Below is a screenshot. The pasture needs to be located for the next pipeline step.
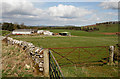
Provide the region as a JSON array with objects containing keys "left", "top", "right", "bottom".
[
  {"left": 11, "top": 32, "right": 118, "bottom": 48},
  {"left": 10, "top": 28, "right": 118, "bottom": 77}
]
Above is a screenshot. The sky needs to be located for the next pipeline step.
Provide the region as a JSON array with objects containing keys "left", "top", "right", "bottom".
[{"left": 0, "top": 0, "right": 120, "bottom": 26}]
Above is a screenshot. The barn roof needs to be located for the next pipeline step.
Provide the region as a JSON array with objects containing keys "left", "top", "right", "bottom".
[{"left": 13, "top": 29, "right": 36, "bottom": 32}]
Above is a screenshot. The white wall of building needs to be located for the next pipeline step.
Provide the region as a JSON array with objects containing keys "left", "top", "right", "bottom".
[
  {"left": 12, "top": 31, "right": 31, "bottom": 34},
  {"left": 37, "top": 30, "right": 44, "bottom": 34},
  {"left": 43, "top": 31, "right": 53, "bottom": 35}
]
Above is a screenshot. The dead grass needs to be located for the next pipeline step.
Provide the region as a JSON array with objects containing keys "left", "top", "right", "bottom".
[{"left": 2, "top": 42, "right": 43, "bottom": 77}]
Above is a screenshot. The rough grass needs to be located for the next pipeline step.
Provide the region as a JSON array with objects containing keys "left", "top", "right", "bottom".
[
  {"left": 2, "top": 42, "right": 43, "bottom": 77},
  {"left": 1, "top": 30, "right": 11, "bottom": 36},
  {"left": 61, "top": 65, "right": 118, "bottom": 77}
]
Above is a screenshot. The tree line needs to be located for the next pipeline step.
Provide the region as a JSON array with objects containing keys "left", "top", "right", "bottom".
[
  {"left": 1, "top": 22, "right": 38, "bottom": 31},
  {"left": 1, "top": 22, "right": 100, "bottom": 32}
]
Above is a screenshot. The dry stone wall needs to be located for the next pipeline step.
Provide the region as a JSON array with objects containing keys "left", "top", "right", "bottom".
[{"left": 2, "top": 37, "right": 45, "bottom": 75}]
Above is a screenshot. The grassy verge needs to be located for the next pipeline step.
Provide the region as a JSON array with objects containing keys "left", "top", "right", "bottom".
[
  {"left": 2, "top": 42, "right": 42, "bottom": 77},
  {"left": 0, "top": 30, "right": 11, "bottom": 36},
  {"left": 61, "top": 65, "right": 118, "bottom": 77}
]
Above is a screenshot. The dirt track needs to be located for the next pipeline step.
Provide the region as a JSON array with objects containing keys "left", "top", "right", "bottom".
[{"left": 100, "top": 32, "right": 120, "bottom": 35}]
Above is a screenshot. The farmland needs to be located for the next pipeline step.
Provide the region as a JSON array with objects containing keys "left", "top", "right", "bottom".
[
  {"left": 11, "top": 31, "right": 118, "bottom": 48},
  {"left": 3, "top": 23, "right": 119, "bottom": 77},
  {"left": 11, "top": 24, "right": 118, "bottom": 48}
]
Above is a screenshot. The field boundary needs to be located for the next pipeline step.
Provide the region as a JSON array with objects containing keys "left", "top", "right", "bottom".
[
  {"left": 2, "top": 37, "right": 49, "bottom": 77},
  {"left": 48, "top": 45, "right": 118, "bottom": 67}
]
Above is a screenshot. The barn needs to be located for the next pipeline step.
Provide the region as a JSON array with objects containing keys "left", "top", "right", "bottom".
[
  {"left": 12, "top": 29, "right": 36, "bottom": 35},
  {"left": 43, "top": 30, "right": 53, "bottom": 35},
  {"left": 37, "top": 30, "right": 44, "bottom": 34},
  {"left": 37, "top": 30, "right": 53, "bottom": 35}
]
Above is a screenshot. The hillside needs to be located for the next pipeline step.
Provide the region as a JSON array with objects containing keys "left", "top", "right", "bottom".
[{"left": 90, "top": 24, "right": 118, "bottom": 33}]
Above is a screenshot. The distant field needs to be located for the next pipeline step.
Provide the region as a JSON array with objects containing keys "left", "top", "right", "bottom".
[
  {"left": 93, "top": 24, "right": 118, "bottom": 33},
  {"left": 12, "top": 34, "right": 118, "bottom": 48},
  {"left": 11, "top": 24, "right": 118, "bottom": 48}
]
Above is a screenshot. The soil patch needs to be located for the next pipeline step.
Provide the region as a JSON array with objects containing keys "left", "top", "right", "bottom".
[{"left": 100, "top": 32, "right": 120, "bottom": 35}]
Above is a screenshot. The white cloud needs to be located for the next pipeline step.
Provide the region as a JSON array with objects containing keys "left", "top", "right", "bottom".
[
  {"left": 1, "top": 1, "right": 118, "bottom": 26},
  {"left": 2, "top": 0, "right": 43, "bottom": 16},
  {"left": 48, "top": 4, "right": 92, "bottom": 19},
  {"left": 100, "top": 0, "right": 120, "bottom": 9}
]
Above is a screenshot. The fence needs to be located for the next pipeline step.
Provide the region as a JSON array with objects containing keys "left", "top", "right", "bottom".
[
  {"left": 49, "top": 50, "right": 64, "bottom": 79},
  {"left": 2, "top": 36, "right": 119, "bottom": 78},
  {"left": 2, "top": 37, "right": 46, "bottom": 76},
  {"left": 48, "top": 46, "right": 110, "bottom": 67},
  {"left": 3, "top": 37, "right": 64, "bottom": 78}
]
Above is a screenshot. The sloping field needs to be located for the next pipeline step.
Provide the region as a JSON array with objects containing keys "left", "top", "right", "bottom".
[{"left": 93, "top": 24, "right": 118, "bottom": 33}]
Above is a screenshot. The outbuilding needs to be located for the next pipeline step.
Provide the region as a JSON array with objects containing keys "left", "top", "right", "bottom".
[
  {"left": 43, "top": 30, "right": 53, "bottom": 35},
  {"left": 12, "top": 29, "right": 35, "bottom": 35},
  {"left": 59, "top": 32, "right": 71, "bottom": 36},
  {"left": 37, "top": 30, "right": 44, "bottom": 34}
]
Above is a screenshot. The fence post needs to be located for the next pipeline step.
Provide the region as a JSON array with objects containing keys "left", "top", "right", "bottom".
[
  {"left": 109, "top": 46, "right": 115, "bottom": 65},
  {"left": 43, "top": 49, "right": 49, "bottom": 77}
]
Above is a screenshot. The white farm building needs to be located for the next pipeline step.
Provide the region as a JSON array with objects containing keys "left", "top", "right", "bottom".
[
  {"left": 37, "top": 30, "right": 53, "bottom": 35},
  {"left": 37, "top": 30, "right": 44, "bottom": 34},
  {"left": 43, "top": 30, "right": 53, "bottom": 35},
  {"left": 12, "top": 29, "right": 36, "bottom": 35}
]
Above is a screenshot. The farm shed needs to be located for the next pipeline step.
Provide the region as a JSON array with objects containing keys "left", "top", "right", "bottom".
[
  {"left": 59, "top": 32, "right": 71, "bottom": 36},
  {"left": 43, "top": 30, "right": 53, "bottom": 35},
  {"left": 37, "top": 30, "right": 44, "bottom": 34},
  {"left": 12, "top": 29, "right": 36, "bottom": 35}
]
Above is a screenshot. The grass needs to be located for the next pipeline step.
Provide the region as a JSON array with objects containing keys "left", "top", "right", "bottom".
[
  {"left": 93, "top": 24, "right": 118, "bottom": 33},
  {"left": 12, "top": 35, "right": 118, "bottom": 48},
  {"left": 1, "top": 30, "right": 11, "bottom": 36},
  {"left": 51, "top": 47, "right": 109, "bottom": 67},
  {"left": 61, "top": 65, "right": 118, "bottom": 77},
  {"left": 49, "top": 29, "right": 118, "bottom": 37},
  {"left": 2, "top": 42, "right": 43, "bottom": 77},
  {"left": 9, "top": 24, "right": 119, "bottom": 77}
]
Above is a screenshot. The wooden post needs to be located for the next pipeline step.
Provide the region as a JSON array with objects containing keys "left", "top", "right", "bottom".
[
  {"left": 43, "top": 49, "right": 49, "bottom": 77},
  {"left": 0, "top": 38, "right": 2, "bottom": 78},
  {"left": 109, "top": 46, "right": 115, "bottom": 65}
]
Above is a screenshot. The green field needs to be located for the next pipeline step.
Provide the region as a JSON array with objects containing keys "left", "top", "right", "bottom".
[
  {"left": 1, "top": 30, "right": 11, "bottom": 36},
  {"left": 11, "top": 32, "right": 118, "bottom": 48},
  {"left": 10, "top": 24, "right": 119, "bottom": 77},
  {"left": 92, "top": 24, "right": 118, "bottom": 33}
]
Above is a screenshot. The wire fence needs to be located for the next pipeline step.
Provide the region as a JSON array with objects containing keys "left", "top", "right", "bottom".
[{"left": 48, "top": 46, "right": 109, "bottom": 67}]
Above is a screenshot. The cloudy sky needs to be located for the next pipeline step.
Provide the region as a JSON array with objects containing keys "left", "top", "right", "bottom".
[{"left": 0, "top": 0, "right": 119, "bottom": 26}]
